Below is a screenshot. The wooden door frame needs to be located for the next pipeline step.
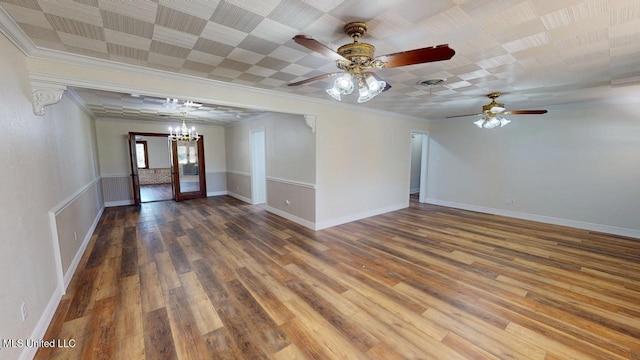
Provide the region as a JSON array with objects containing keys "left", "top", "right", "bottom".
[
  {"left": 170, "top": 136, "right": 207, "bottom": 202},
  {"left": 128, "top": 132, "right": 171, "bottom": 205}
]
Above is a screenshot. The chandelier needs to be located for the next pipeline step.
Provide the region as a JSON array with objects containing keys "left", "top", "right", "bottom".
[{"left": 168, "top": 112, "right": 199, "bottom": 141}]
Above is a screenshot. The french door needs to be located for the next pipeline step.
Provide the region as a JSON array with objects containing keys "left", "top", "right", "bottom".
[{"left": 170, "top": 137, "right": 207, "bottom": 201}]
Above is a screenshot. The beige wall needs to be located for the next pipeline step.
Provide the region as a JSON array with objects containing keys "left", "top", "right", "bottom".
[
  {"left": 0, "top": 34, "right": 103, "bottom": 360},
  {"left": 225, "top": 113, "right": 316, "bottom": 223},
  {"left": 427, "top": 98, "right": 640, "bottom": 237},
  {"left": 27, "top": 56, "right": 427, "bottom": 228}
]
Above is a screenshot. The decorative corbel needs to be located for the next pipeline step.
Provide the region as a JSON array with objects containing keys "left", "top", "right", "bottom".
[
  {"left": 304, "top": 114, "right": 316, "bottom": 134},
  {"left": 30, "top": 81, "right": 66, "bottom": 116}
]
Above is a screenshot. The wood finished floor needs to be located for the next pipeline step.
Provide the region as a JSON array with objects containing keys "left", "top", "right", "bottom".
[
  {"left": 140, "top": 184, "right": 173, "bottom": 203},
  {"left": 36, "top": 196, "right": 640, "bottom": 359}
]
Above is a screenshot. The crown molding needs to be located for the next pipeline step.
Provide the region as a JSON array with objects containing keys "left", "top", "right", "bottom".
[{"left": 1, "top": 5, "right": 424, "bottom": 122}]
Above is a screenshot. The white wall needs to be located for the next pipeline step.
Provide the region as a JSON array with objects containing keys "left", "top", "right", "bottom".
[
  {"left": 139, "top": 135, "right": 171, "bottom": 169},
  {"left": 427, "top": 98, "right": 640, "bottom": 237},
  {"left": 0, "top": 34, "right": 102, "bottom": 360}
]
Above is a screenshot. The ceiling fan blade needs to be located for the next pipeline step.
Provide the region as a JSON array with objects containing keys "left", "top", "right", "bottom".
[
  {"left": 376, "top": 44, "right": 455, "bottom": 69},
  {"left": 503, "top": 110, "right": 548, "bottom": 115},
  {"left": 293, "top": 35, "right": 347, "bottom": 61},
  {"left": 288, "top": 72, "right": 340, "bottom": 86},
  {"left": 446, "top": 113, "right": 482, "bottom": 119}
]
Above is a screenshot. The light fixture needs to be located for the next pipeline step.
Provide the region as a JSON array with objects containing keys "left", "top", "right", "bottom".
[
  {"left": 326, "top": 73, "right": 354, "bottom": 101},
  {"left": 168, "top": 112, "right": 199, "bottom": 141},
  {"left": 327, "top": 71, "right": 386, "bottom": 103},
  {"left": 474, "top": 114, "right": 510, "bottom": 129}
]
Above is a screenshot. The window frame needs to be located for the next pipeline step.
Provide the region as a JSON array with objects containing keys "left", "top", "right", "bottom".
[{"left": 136, "top": 141, "right": 149, "bottom": 169}]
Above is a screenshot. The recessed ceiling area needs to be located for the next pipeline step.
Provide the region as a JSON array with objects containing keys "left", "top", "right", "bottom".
[{"left": 71, "top": 88, "right": 271, "bottom": 126}]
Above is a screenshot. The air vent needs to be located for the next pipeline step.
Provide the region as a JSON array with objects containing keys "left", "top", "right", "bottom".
[{"left": 417, "top": 79, "right": 445, "bottom": 86}]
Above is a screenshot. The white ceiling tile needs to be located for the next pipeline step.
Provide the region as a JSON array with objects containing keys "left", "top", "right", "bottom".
[
  {"left": 58, "top": 31, "right": 107, "bottom": 52},
  {"left": 251, "top": 18, "right": 298, "bottom": 43},
  {"left": 158, "top": 0, "right": 218, "bottom": 19},
  {"left": 186, "top": 50, "right": 224, "bottom": 66},
  {"left": 200, "top": 21, "right": 247, "bottom": 46},
  {"left": 502, "top": 32, "right": 551, "bottom": 53},
  {"left": 148, "top": 52, "right": 185, "bottom": 68},
  {"left": 104, "top": 29, "right": 151, "bottom": 50},
  {"left": 227, "top": 48, "right": 265, "bottom": 65},
  {"left": 152, "top": 25, "right": 199, "bottom": 49},
  {"left": 0, "top": 2, "right": 52, "bottom": 28},
  {"left": 478, "top": 1, "right": 538, "bottom": 33},
  {"left": 38, "top": 0, "right": 103, "bottom": 26},
  {"left": 98, "top": 0, "right": 158, "bottom": 23},
  {"left": 226, "top": 0, "right": 283, "bottom": 17}
]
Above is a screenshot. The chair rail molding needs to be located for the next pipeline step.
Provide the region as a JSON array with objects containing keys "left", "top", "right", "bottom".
[
  {"left": 30, "top": 80, "right": 67, "bottom": 116},
  {"left": 304, "top": 114, "right": 316, "bottom": 133}
]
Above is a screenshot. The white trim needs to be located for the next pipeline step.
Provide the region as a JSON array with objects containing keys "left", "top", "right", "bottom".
[
  {"left": 65, "top": 88, "right": 95, "bottom": 119},
  {"left": 226, "top": 170, "right": 251, "bottom": 177},
  {"left": 47, "top": 211, "right": 65, "bottom": 293},
  {"left": 227, "top": 191, "right": 252, "bottom": 204},
  {"left": 267, "top": 206, "right": 315, "bottom": 230},
  {"left": 105, "top": 200, "right": 134, "bottom": 207},
  {"left": 64, "top": 207, "right": 104, "bottom": 289},
  {"left": 266, "top": 176, "right": 316, "bottom": 189},
  {"left": 207, "top": 190, "right": 228, "bottom": 197},
  {"left": 410, "top": 188, "right": 420, "bottom": 194},
  {"left": 50, "top": 178, "right": 101, "bottom": 214},
  {"left": 206, "top": 170, "right": 227, "bottom": 174},
  {"left": 0, "top": 5, "right": 35, "bottom": 56},
  {"left": 19, "top": 286, "right": 64, "bottom": 360},
  {"left": 426, "top": 199, "right": 640, "bottom": 240},
  {"left": 315, "top": 202, "right": 409, "bottom": 230},
  {"left": 101, "top": 173, "right": 131, "bottom": 178}
]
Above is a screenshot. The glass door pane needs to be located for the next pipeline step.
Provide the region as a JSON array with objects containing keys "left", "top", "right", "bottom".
[{"left": 178, "top": 140, "right": 200, "bottom": 193}]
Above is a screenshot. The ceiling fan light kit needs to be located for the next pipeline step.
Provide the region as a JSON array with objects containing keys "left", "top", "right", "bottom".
[
  {"left": 289, "top": 21, "right": 455, "bottom": 103},
  {"left": 448, "top": 92, "right": 548, "bottom": 129}
]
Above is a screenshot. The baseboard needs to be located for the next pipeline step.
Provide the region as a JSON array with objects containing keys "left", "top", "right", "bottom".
[
  {"left": 410, "top": 188, "right": 420, "bottom": 194},
  {"left": 426, "top": 198, "right": 640, "bottom": 239},
  {"left": 227, "top": 191, "right": 252, "bottom": 204},
  {"left": 63, "top": 206, "right": 104, "bottom": 290},
  {"left": 266, "top": 206, "right": 315, "bottom": 230},
  {"left": 19, "top": 286, "right": 64, "bottom": 360},
  {"left": 207, "top": 190, "right": 228, "bottom": 197},
  {"left": 104, "top": 200, "right": 134, "bottom": 207},
  {"left": 315, "top": 201, "right": 409, "bottom": 230}
]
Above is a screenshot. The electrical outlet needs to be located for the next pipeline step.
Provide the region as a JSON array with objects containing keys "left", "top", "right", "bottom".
[
  {"left": 20, "top": 302, "right": 27, "bottom": 322},
  {"left": 74, "top": 231, "right": 77, "bottom": 241},
  {"left": 505, "top": 198, "right": 515, "bottom": 205},
  {"left": 285, "top": 200, "right": 291, "bottom": 206}
]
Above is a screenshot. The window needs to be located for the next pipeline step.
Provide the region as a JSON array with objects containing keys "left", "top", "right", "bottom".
[{"left": 136, "top": 141, "right": 149, "bottom": 169}]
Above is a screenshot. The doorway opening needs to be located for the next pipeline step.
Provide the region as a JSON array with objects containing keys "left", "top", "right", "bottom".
[
  {"left": 410, "top": 131, "right": 429, "bottom": 203},
  {"left": 250, "top": 127, "right": 266, "bottom": 205},
  {"left": 128, "top": 132, "right": 207, "bottom": 205}
]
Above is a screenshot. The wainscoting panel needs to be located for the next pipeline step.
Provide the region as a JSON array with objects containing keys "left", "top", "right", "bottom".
[
  {"left": 207, "top": 171, "right": 227, "bottom": 196},
  {"left": 266, "top": 177, "right": 315, "bottom": 227},
  {"left": 226, "top": 171, "right": 252, "bottom": 203},
  {"left": 102, "top": 175, "right": 133, "bottom": 206},
  {"left": 50, "top": 178, "right": 104, "bottom": 285}
]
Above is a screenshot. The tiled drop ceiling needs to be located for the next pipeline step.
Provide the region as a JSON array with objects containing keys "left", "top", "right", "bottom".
[{"left": 1, "top": 0, "right": 639, "bottom": 122}]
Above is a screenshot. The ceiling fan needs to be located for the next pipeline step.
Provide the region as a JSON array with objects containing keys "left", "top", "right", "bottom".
[
  {"left": 288, "top": 21, "right": 455, "bottom": 103},
  {"left": 447, "top": 92, "right": 548, "bottom": 129}
]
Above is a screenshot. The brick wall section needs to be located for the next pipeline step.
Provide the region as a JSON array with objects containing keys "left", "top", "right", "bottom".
[{"left": 139, "top": 168, "right": 171, "bottom": 185}]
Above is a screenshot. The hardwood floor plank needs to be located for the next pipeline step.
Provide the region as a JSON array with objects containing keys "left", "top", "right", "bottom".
[
  {"left": 143, "top": 308, "right": 178, "bottom": 360},
  {"left": 35, "top": 195, "right": 640, "bottom": 360}
]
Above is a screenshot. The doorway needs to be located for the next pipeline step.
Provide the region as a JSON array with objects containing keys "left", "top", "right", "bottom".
[
  {"left": 250, "top": 127, "right": 266, "bottom": 205},
  {"left": 128, "top": 132, "right": 207, "bottom": 205},
  {"left": 410, "top": 131, "right": 429, "bottom": 203}
]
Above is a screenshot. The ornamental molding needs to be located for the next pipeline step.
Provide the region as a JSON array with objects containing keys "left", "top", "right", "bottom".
[
  {"left": 30, "top": 81, "right": 66, "bottom": 116},
  {"left": 304, "top": 114, "right": 316, "bottom": 133}
]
